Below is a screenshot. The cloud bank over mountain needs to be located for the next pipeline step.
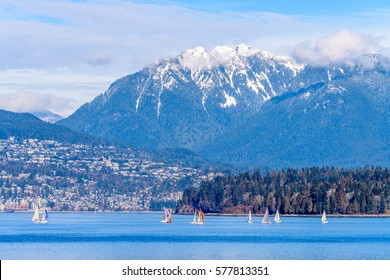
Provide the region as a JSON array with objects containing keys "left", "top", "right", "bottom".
[
  {"left": 0, "top": 92, "right": 76, "bottom": 116},
  {"left": 292, "top": 31, "right": 384, "bottom": 66}
]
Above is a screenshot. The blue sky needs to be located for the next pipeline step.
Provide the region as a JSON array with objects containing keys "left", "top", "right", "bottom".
[
  {"left": 133, "top": 0, "right": 390, "bottom": 15},
  {"left": 1, "top": 0, "right": 390, "bottom": 115}
]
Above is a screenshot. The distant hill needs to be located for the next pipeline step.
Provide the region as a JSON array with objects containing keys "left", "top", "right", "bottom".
[
  {"left": 0, "top": 109, "right": 100, "bottom": 145},
  {"left": 0, "top": 109, "right": 219, "bottom": 168},
  {"left": 31, "top": 110, "right": 64, "bottom": 123}
]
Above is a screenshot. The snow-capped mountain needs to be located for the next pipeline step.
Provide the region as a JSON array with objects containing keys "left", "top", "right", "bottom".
[
  {"left": 59, "top": 45, "right": 302, "bottom": 150},
  {"left": 59, "top": 46, "right": 390, "bottom": 168}
]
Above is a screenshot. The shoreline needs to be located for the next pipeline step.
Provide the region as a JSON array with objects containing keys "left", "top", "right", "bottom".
[{"left": 2, "top": 210, "right": 390, "bottom": 217}]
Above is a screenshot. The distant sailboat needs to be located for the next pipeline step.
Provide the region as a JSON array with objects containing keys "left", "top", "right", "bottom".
[
  {"left": 190, "top": 209, "right": 204, "bottom": 225},
  {"left": 247, "top": 209, "right": 253, "bottom": 223},
  {"left": 160, "top": 207, "right": 171, "bottom": 223},
  {"left": 167, "top": 208, "right": 172, "bottom": 224},
  {"left": 32, "top": 206, "right": 40, "bottom": 223},
  {"left": 321, "top": 210, "right": 328, "bottom": 224},
  {"left": 191, "top": 210, "right": 197, "bottom": 223},
  {"left": 32, "top": 206, "right": 48, "bottom": 224},
  {"left": 40, "top": 209, "right": 49, "bottom": 224},
  {"left": 262, "top": 207, "right": 271, "bottom": 224},
  {"left": 274, "top": 209, "right": 281, "bottom": 223}
]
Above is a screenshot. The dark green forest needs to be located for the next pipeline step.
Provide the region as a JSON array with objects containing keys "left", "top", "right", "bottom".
[
  {"left": 0, "top": 109, "right": 101, "bottom": 145},
  {"left": 178, "top": 167, "right": 390, "bottom": 215}
]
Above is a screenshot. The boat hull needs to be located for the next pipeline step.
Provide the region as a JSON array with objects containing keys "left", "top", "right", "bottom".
[{"left": 33, "top": 220, "right": 48, "bottom": 224}]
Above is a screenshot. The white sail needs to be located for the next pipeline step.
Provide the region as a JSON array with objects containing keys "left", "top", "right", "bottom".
[
  {"left": 32, "top": 205, "right": 48, "bottom": 224},
  {"left": 321, "top": 210, "right": 328, "bottom": 223},
  {"left": 160, "top": 207, "right": 170, "bottom": 223},
  {"left": 262, "top": 207, "right": 271, "bottom": 224},
  {"left": 167, "top": 208, "right": 172, "bottom": 224},
  {"left": 247, "top": 209, "right": 253, "bottom": 223},
  {"left": 190, "top": 210, "right": 204, "bottom": 224},
  {"left": 274, "top": 210, "right": 281, "bottom": 223},
  {"left": 40, "top": 209, "right": 49, "bottom": 223},
  {"left": 32, "top": 206, "right": 40, "bottom": 222}
]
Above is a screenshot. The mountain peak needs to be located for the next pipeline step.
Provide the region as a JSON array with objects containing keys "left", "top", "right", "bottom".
[
  {"left": 179, "top": 46, "right": 212, "bottom": 71},
  {"left": 176, "top": 44, "right": 302, "bottom": 74},
  {"left": 356, "top": 53, "right": 390, "bottom": 70},
  {"left": 210, "top": 45, "right": 236, "bottom": 64},
  {"left": 179, "top": 45, "right": 241, "bottom": 71}
]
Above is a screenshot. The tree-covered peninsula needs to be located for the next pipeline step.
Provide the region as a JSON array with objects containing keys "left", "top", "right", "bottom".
[{"left": 178, "top": 167, "right": 390, "bottom": 215}]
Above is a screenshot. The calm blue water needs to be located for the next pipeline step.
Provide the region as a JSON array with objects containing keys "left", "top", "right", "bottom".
[{"left": 0, "top": 212, "right": 390, "bottom": 260}]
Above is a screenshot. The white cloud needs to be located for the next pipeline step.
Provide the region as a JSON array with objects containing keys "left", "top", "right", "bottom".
[
  {"left": 0, "top": 68, "right": 116, "bottom": 115},
  {"left": 0, "top": 92, "right": 77, "bottom": 116},
  {"left": 0, "top": 0, "right": 311, "bottom": 73},
  {"left": 291, "top": 30, "right": 384, "bottom": 66}
]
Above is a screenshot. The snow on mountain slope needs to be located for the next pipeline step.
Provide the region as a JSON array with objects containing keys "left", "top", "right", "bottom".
[
  {"left": 58, "top": 46, "right": 390, "bottom": 168},
  {"left": 202, "top": 61, "right": 390, "bottom": 168},
  {"left": 31, "top": 111, "right": 63, "bottom": 123},
  {"left": 59, "top": 45, "right": 302, "bottom": 150}
]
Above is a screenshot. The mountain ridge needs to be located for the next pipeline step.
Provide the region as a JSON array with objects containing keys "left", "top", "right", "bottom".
[
  {"left": 0, "top": 109, "right": 100, "bottom": 145},
  {"left": 59, "top": 45, "right": 302, "bottom": 151},
  {"left": 58, "top": 45, "right": 390, "bottom": 168}
]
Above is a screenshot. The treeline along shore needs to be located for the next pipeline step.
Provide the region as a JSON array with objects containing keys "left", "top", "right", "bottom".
[{"left": 177, "top": 166, "right": 390, "bottom": 215}]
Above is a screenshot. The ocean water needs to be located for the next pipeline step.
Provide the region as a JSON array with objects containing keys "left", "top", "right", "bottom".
[{"left": 0, "top": 212, "right": 390, "bottom": 260}]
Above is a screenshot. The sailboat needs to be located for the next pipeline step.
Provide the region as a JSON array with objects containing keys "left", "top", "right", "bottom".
[
  {"left": 32, "top": 206, "right": 48, "bottom": 224},
  {"left": 274, "top": 209, "right": 281, "bottom": 223},
  {"left": 32, "top": 206, "right": 40, "bottom": 223},
  {"left": 321, "top": 210, "right": 328, "bottom": 224},
  {"left": 40, "top": 209, "right": 49, "bottom": 224},
  {"left": 190, "top": 209, "right": 205, "bottom": 225},
  {"left": 247, "top": 209, "right": 253, "bottom": 223},
  {"left": 262, "top": 207, "right": 271, "bottom": 224},
  {"left": 166, "top": 208, "right": 172, "bottom": 224},
  {"left": 160, "top": 207, "right": 171, "bottom": 223}
]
